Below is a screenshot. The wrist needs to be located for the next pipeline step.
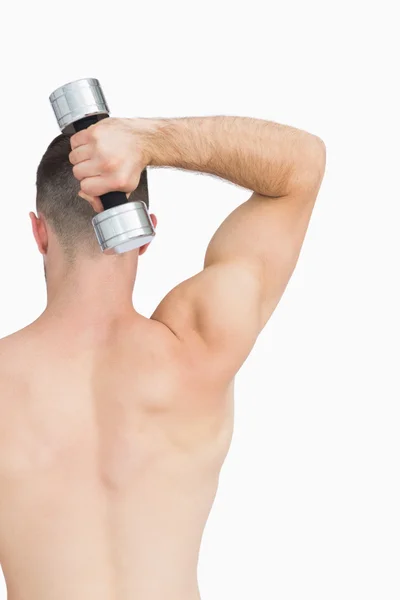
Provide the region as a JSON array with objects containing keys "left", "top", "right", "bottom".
[
  {"left": 142, "top": 118, "right": 185, "bottom": 168},
  {"left": 126, "top": 117, "right": 175, "bottom": 168}
]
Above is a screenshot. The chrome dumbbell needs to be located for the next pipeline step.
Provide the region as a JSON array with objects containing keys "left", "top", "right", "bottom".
[{"left": 49, "top": 78, "right": 155, "bottom": 255}]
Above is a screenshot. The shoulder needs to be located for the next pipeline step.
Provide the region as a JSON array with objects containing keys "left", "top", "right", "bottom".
[
  {"left": 0, "top": 325, "right": 35, "bottom": 352},
  {"left": 0, "top": 331, "right": 20, "bottom": 366},
  {"left": 0, "top": 326, "right": 38, "bottom": 383},
  {"left": 0, "top": 334, "right": 26, "bottom": 418},
  {"left": 151, "top": 262, "right": 262, "bottom": 381}
]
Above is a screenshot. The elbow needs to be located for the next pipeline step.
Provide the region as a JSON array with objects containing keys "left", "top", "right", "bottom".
[
  {"left": 314, "top": 135, "right": 327, "bottom": 180},
  {"left": 291, "top": 134, "right": 326, "bottom": 194}
]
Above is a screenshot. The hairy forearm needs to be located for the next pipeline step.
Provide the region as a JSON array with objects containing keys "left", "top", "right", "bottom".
[{"left": 143, "top": 116, "right": 325, "bottom": 197}]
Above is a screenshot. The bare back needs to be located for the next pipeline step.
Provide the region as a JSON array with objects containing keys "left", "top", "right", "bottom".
[
  {"left": 0, "top": 116, "right": 325, "bottom": 598},
  {"left": 0, "top": 316, "right": 234, "bottom": 600}
]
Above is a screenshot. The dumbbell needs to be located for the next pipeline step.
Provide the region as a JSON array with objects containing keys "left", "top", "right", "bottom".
[{"left": 49, "top": 78, "right": 155, "bottom": 255}]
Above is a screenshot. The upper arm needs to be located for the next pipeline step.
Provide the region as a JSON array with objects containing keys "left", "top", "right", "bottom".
[{"left": 152, "top": 154, "right": 325, "bottom": 377}]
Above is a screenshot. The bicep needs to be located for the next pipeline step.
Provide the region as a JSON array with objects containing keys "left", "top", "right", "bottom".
[
  {"left": 204, "top": 186, "right": 320, "bottom": 328},
  {"left": 151, "top": 261, "right": 263, "bottom": 377},
  {"left": 153, "top": 185, "right": 322, "bottom": 377}
]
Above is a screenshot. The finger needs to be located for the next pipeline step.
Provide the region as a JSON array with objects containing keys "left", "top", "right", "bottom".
[
  {"left": 72, "top": 160, "right": 101, "bottom": 182},
  {"left": 70, "top": 129, "right": 90, "bottom": 150},
  {"left": 80, "top": 176, "right": 110, "bottom": 198},
  {"left": 78, "top": 191, "right": 103, "bottom": 213},
  {"left": 80, "top": 173, "right": 131, "bottom": 198},
  {"left": 78, "top": 190, "right": 94, "bottom": 203},
  {"left": 69, "top": 145, "right": 92, "bottom": 166}
]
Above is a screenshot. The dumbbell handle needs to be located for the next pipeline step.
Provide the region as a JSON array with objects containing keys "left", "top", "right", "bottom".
[{"left": 71, "top": 114, "right": 128, "bottom": 211}]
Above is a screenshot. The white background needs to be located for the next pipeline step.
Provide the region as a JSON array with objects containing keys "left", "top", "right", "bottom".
[{"left": 0, "top": 1, "right": 399, "bottom": 598}]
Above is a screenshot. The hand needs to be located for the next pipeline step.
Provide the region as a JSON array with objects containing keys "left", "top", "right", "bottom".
[{"left": 69, "top": 117, "right": 157, "bottom": 212}]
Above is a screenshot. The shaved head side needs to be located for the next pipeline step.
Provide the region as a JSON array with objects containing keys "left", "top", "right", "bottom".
[{"left": 36, "top": 134, "right": 100, "bottom": 263}]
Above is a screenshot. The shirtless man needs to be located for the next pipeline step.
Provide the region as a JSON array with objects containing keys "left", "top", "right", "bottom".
[{"left": 0, "top": 115, "right": 325, "bottom": 599}]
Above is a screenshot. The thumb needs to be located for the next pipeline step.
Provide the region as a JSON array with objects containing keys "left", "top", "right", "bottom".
[{"left": 78, "top": 190, "right": 103, "bottom": 213}]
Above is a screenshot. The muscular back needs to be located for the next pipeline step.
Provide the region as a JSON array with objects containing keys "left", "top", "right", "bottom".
[
  {"left": 0, "top": 316, "right": 233, "bottom": 600},
  {"left": 0, "top": 123, "right": 325, "bottom": 597}
]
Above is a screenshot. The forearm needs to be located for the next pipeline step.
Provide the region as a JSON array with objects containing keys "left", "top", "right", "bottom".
[{"left": 143, "top": 116, "right": 325, "bottom": 197}]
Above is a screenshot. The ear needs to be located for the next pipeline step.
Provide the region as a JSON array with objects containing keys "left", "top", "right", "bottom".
[
  {"left": 29, "top": 212, "right": 48, "bottom": 255},
  {"left": 139, "top": 213, "right": 157, "bottom": 256}
]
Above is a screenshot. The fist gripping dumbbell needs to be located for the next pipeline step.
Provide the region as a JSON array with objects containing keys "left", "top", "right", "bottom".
[{"left": 49, "top": 78, "right": 155, "bottom": 255}]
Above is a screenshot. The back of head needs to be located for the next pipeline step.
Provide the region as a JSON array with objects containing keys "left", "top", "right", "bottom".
[
  {"left": 36, "top": 134, "right": 151, "bottom": 265},
  {"left": 36, "top": 134, "right": 99, "bottom": 263}
]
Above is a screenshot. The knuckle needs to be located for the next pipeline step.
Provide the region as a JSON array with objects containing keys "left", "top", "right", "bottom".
[
  {"left": 102, "top": 156, "right": 120, "bottom": 173},
  {"left": 80, "top": 179, "right": 92, "bottom": 194},
  {"left": 113, "top": 172, "right": 129, "bottom": 190},
  {"left": 71, "top": 130, "right": 86, "bottom": 148},
  {"left": 72, "top": 164, "right": 81, "bottom": 180},
  {"left": 90, "top": 124, "right": 103, "bottom": 141}
]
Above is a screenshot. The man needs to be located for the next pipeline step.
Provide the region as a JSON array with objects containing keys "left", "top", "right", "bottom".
[{"left": 0, "top": 115, "right": 325, "bottom": 599}]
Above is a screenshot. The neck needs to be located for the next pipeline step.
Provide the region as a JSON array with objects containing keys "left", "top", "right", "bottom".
[{"left": 41, "top": 251, "right": 139, "bottom": 331}]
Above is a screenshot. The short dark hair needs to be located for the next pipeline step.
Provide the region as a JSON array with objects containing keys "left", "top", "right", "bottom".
[
  {"left": 36, "top": 134, "right": 99, "bottom": 262},
  {"left": 36, "top": 134, "right": 149, "bottom": 263}
]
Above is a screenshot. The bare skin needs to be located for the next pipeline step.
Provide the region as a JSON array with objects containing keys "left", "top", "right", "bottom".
[{"left": 0, "top": 116, "right": 325, "bottom": 599}]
